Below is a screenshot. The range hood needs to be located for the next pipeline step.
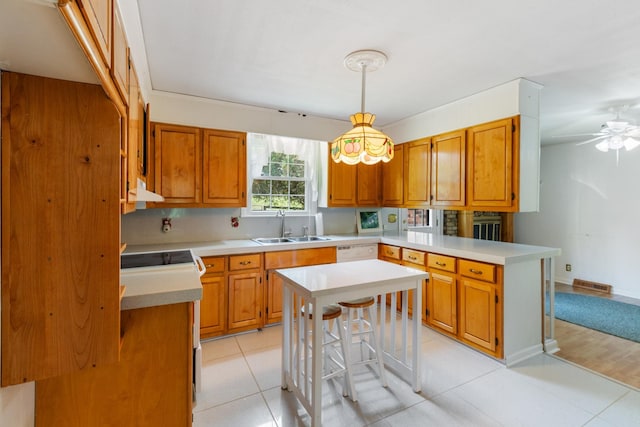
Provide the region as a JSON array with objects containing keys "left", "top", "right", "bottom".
[{"left": 131, "top": 178, "right": 164, "bottom": 202}]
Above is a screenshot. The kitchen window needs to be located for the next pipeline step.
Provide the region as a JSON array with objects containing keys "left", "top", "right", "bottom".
[{"left": 243, "top": 133, "right": 322, "bottom": 216}]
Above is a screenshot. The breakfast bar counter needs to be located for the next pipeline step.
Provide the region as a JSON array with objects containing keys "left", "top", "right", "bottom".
[{"left": 276, "top": 259, "right": 428, "bottom": 427}]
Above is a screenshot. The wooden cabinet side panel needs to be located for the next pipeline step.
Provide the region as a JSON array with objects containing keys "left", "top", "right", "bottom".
[
  {"left": 382, "top": 144, "right": 404, "bottom": 206},
  {"left": 153, "top": 123, "right": 202, "bottom": 204},
  {"left": 203, "top": 130, "right": 246, "bottom": 206},
  {"left": 111, "top": 3, "right": 129, "bottom": 105},
  {"left": 1, "top": 73, "right": 120, "bottom": 385},
  {"left": 35, "top": 303, "right": 193, "bottom": 426},
  {"left": 432, "top": 130, "right": 465, "bottom": 206}
]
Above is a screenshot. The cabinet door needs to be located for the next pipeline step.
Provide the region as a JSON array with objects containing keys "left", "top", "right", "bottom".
[
  {"left": 111, "top": 3, "right": 128, "bottom": 105},
  {"left": 382, "top": 144, "right": 404, "bottom": 206},
  {"left": 327, "top": 156, "right": 357, "bottom": 206},
  {"left": 459, "top": 278, "right": 497, "bottom": 352},
  {"left": 152, "top": 123, "right": 202, "bottom": 204},
  {"left": 356, "top": 162, "right": 381, "bottom": 206},
  {"left": 77, "top": 0, "right": 112, "bottom": 68},
  {"left": 432, "top": 130, "right": 465, "bottom": 207},
  {"left": 404, "top": 138, "right": 430, "bottom": 206},
  {"left": 427, "top": 270, "right": 457, "bottom": 334},
  {"left": 122, "top": 57, "right": 142, "bottom": 214},
  {"left": 265, "top": 271, "right": 283, "bottom": 324},
  {"left": 200, "top": 274, "right": 226, "bottom": 338},
  {"left": 467, "top": 117, "right": 515, "bottom": 209},
  {"left": 203, "top": 129, "right": 246, "bottom": 206},
  {"left": 228, "top": 272, "right": 263, "bottom": 331}
]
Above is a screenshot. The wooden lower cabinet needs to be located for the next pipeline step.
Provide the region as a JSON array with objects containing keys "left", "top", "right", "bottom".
[
  {"left": 200, "top": 256, "right": 226, "bottom": 339},
  {"left": 264, "top": 247, "right": 337, "bottom": 325},
  {"left": 427, "top": 270, "right": 458, "bottom": 335},
  {"left": 35, "top": 302, "right": 193, "bottom": 426},
  {"left": 401, "top": 248, "right": 427, "bottom": 319},
  {"left": 228, "top": 271, "right": 263, "bottom": 331}
]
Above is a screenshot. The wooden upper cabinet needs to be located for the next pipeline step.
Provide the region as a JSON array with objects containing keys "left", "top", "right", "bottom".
[
  {"left": 77, "top": 0, "right": 112, "bottom": 68},
  {"left": 122, "top": 57, "right": 143, "bottom": 214},
  {"left": 1, "top": 73, "right": 121, "bottom": 385},
  {"left": 111, "top": 2, "right": 129, "bottom": 105},
  {"left": 203, "top": 129, "right": 246, "bottom": 206},
  {"left": 467, "top": 117, "right": 517, "bottom": 210},
  {"left": 403, "top": 138, "right": 431, "bottom": 207},
  {"left": 152, "top": 123, "right": 202, "bottom": 204},
  {"left": 432, "top": 129, "right": 465, "bottom": 207},
  {"left": 356, "top": 162, "right": 382, "bottom": 206},
  {"left": 382, "top": 143, "right": 404, "bottom": 207},
  {"left": 327, "top": 156, "right": 357, "bottom": 207}
]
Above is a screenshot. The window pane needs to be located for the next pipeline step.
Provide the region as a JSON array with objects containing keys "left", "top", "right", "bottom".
[
  {"left": 270, "top": 162, "right": 285, "bottom": 177},
  {"left": 272, "top": 180, "right": 288, "bottom": 195},
  {"left": 290, "top": 181, "right": 305, "bottom": 195},
  {"left": 290, "top": 196, "right": 305, "bottom": 210},
  {"left": 252, "top": 179, "right": 270, "bottom": 194},
  {"left": 251, "top": 195, "right": 270, "bottom": 211},
  {"left": 290, "top": 164, "right": 304, "bottom": 178}
]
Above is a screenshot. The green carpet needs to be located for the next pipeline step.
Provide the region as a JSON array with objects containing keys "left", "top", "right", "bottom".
[{"left": 546, "top": 292, "right": 640, "bottom": 343}]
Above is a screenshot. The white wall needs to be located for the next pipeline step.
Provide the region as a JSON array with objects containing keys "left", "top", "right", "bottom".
[{"left": 515, "top": 142, "right": 640, "bottom": 299}]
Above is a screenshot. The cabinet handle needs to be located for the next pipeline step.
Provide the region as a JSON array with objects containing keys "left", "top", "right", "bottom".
[
  {"left": 436, "top": 261, "right": 446, "bottom": 267},
  {"left": 409, "top": 255, "right": 417, "bottom": 261},
  {"left": 205, "top": 264, "right": 215, "bottom": 268},
  {"left": 239, "top": 261, "right": 252, "bottom": 266},
  {"left": 469, "top": 268, "right": 482, "bottom": 275}
]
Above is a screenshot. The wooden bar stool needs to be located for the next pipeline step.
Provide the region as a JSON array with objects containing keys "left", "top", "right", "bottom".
[
  {"left": 298, "top": 304, "right": 357, "bottom": 400},
  {"left": 338, "top": 297, "right": 388, "bottom": 388}
]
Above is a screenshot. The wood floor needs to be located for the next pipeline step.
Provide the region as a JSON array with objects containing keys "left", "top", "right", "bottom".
[{"left": 551, "top": 283, "right": 640, "bottom": 390}]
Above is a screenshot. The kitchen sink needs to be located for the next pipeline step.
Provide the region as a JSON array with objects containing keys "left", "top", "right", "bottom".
[
  {"left": 252, "top": 236, "right": 331, "bottom": 244},
  {"left": 287, "top": 236, "right": 330, "bottom": 242}
]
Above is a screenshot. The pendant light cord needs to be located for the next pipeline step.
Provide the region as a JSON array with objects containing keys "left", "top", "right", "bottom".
[{"left": 360, "top": 63, "right": 367, "bottom": 113}]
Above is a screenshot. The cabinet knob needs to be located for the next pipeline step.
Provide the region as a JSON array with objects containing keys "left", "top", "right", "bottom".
[
  {"left": 436, "top": 261, "right": 446, "bottom": 267},
  {"left": 469, "top": 268, "right": 482, "bottom": 275}
]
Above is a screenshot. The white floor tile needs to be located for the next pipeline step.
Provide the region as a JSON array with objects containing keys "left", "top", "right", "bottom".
[
  {"left": 193, "top": 393, "right": 276, "bottom": 427},
  {"left": 236, "top": 324, "right": 283, "bottom": 353},
  {"left": 595, "top": 390, "right": 640, "bottom": 426},
  {"left": 201, "top": 336, "right": 241, "bottom": 361},
  {"left": 245, "top": 346, "right": 283, "bottom": 391},
  {"left": 195, "top": 353, "right": 260, "bottom": 411}
]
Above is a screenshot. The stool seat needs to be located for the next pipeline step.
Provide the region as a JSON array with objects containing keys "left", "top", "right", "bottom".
[
  {"left": 338, "top": 297, "right": 375, "bottom": 309},
  {"left": 301, "top": 304, "right": 342, "bottom": 320}
]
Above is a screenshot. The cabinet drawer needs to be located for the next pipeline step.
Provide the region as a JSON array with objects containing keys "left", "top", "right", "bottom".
[
  {"left": 201, "top": 256, "right": 225, "bottom": 273},
  {"left": 228, "top": 253, "right": 262, "bottom": 271},
  {"left": 264, "top": 247, "right": 336, "bottom": 269},
  {"left": 379, "top": 244, "right": 401, "bottom": 260},
  {"left": 402, "top": 249, "right": 426, "bottom": 266},
  {"left": 459, "top": 259, "right": 496, "bottom": 283},
  {"left": 427, "top": 253, "right": 456, "bottom": 273}
]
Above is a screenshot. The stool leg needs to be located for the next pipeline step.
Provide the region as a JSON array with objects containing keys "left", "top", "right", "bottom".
[
  {"left": 368, "top": 304, "right": 388, "bottom": 387},
  {"left": 336, "top": 313, "right": 357, "bottom": 401}
]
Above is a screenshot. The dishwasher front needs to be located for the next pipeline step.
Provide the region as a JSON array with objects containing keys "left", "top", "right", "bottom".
[{"left": 336, "top": 243, "right": 378, "bottom": 262}]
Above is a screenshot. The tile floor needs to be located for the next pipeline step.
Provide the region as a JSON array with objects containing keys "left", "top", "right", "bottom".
[{"left": 193, "top": 324, "right": 640, "bottom": 426}]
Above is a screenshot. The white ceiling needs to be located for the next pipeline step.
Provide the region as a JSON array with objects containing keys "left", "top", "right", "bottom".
[{"left": 3, "top": 0, "right": 640, "bottom": 145}]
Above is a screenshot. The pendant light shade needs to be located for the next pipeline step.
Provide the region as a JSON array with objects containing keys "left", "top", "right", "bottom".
[{"left": 331, "top": 50, "right": 394, "bottom": 165}]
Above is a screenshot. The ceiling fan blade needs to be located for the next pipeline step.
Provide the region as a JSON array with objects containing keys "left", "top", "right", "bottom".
[
  {"left": 551, "top": 132, "right": 602, "bottom": 139},
  {"left": 575, "top": 135, "right": 609, "bottom": 146}
]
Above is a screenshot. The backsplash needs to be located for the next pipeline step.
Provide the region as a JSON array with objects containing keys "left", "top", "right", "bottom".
[{"left": 121, "top": 207, "right": 402, "bottom": 245}]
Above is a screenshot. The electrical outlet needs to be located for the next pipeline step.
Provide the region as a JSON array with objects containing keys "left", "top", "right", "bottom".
[{"left": 565, "top": 264, "right": 572, "bottom": 272}]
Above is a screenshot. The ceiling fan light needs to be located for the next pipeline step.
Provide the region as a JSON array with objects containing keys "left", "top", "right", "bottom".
[
  {"left": 595, "top": 140, "right": 610, "bottom": 152},
  {"left": 606, "top": 120, "right": 629, "bottom": 131},
  {"left": 623, "top": 137, "right": 640, "bottom": 151}
]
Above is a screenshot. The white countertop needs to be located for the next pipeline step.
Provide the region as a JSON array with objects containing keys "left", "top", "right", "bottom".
[
  {"left": 275, "top": 259, "right": 429, "bottom": 298},
  {"left": 124, "top": 232, "right": 560, "bottom": 265},
  {"left": 120, "top": 265, "right": 203, "bottom": 310}
]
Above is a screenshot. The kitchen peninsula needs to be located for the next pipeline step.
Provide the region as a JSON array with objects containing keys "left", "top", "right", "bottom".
[{"left": 125, "top": 232, "right": 560, "bottom": 366}]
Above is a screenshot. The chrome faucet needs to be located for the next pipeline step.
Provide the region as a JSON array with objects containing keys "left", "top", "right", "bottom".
[
  {"left": 303, "top": 226, "right": 309, "bottom": 238},
  {"left": 277, "top": 210, "right": 286, "bottom": 238}
]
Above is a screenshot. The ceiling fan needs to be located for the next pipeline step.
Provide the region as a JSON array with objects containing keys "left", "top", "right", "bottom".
[{"left": 575, "top": 114, "right": 640, "bottom": 153}]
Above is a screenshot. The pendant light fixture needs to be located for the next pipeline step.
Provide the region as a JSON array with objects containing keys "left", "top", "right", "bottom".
[{"left": 331, "top": 50, "right": 394, "bottom": 165}]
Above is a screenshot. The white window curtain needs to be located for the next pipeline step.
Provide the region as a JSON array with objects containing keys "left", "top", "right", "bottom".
[{"left": 247, "top": 132, "right": 321, "bottom": 202}]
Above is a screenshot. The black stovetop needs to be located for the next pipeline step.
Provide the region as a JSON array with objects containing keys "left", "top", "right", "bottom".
[{"left": 121, "top": 250, "right": 194, "bottom": 269}]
